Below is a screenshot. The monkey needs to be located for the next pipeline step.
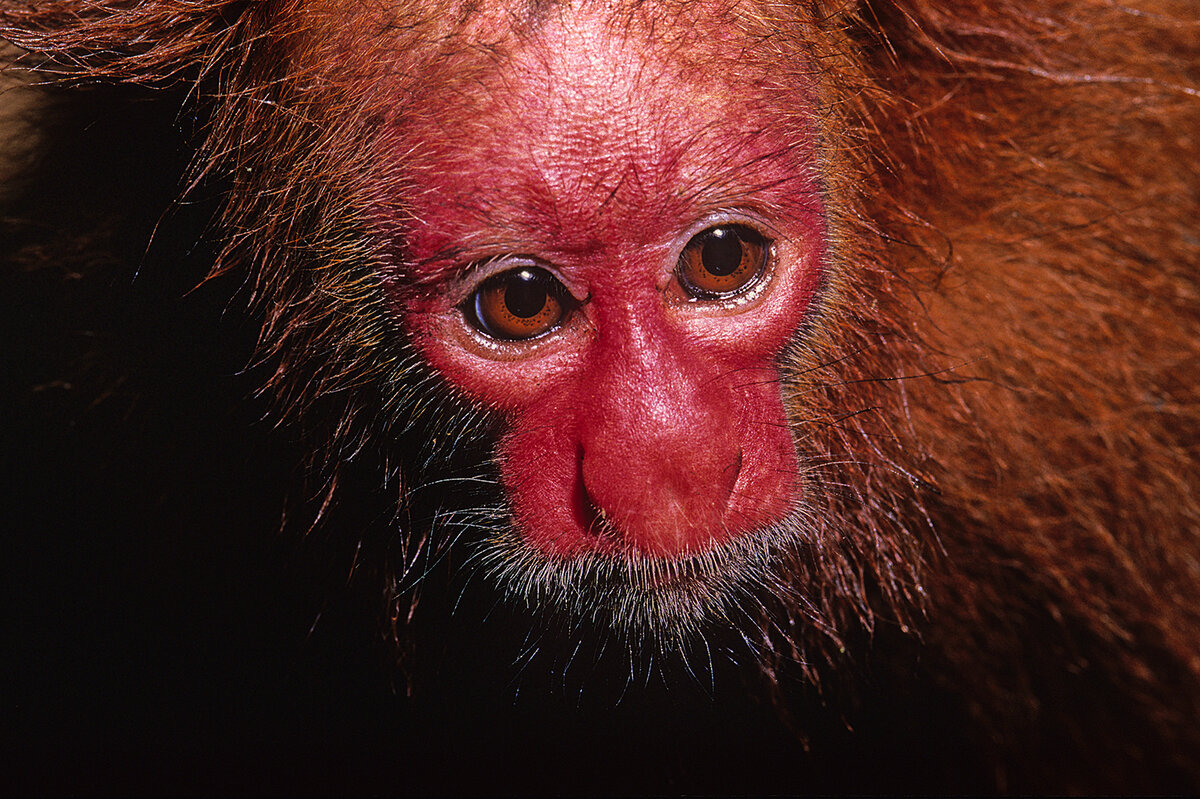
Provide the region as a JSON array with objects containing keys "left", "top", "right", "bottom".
[{"left": 2, "top": 0, "right": 1198, "bottom": 793}]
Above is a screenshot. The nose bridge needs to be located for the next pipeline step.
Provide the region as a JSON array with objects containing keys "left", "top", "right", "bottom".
[
  {"left": 587, "top": 295, "right": 714, "bottom": 429},
  {"left": 576, "top": 290, "right": 743, "bottom": 555}
]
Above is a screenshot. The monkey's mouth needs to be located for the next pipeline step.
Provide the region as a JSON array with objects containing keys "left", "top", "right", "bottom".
[{"left": 478, "top": 502, "right": 812, "bottom": 642}]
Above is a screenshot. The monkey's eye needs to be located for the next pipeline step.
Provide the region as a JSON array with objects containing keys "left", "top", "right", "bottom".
[
  {"left": 676, "top": 224, "right": 769, "bottom": 299},
  {"left": 462, "top": 266, "right": 572, "bottom": 341}
]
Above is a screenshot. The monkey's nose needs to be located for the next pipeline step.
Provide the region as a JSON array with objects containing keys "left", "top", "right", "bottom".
[{"left": 578, "top": 430, "right": 743, "bottom": 557}]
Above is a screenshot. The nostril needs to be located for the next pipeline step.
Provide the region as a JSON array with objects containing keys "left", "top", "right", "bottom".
[
  {"left": 576, "top": 480, "right": 609, "bottom": 538},
  {"left": 573, "top": 444, "right": 610, "bottom": 539}
]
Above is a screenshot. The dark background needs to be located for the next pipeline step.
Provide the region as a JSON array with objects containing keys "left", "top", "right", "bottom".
[{"left": 1, "top": 84, "right": 982, "bottom": 795}]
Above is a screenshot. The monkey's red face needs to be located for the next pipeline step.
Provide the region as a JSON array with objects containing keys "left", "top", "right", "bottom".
[{"left": 376, "top": 6, "right": 825, "bottom": 621}]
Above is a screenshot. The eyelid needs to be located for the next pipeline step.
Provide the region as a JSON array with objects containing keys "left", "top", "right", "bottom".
[
  {"left": 672, "top": 208, "right": 780, "bottom": 246},
  {"left": 660, "top": 210, "right": 773, "bottom": 273},
  {"left": 453, "top": 255, "right": 587, "bottom": 306}
]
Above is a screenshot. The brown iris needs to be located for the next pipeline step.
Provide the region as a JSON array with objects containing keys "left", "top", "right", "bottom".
[
  {"left": 676, "top": 224, "right": 768, "bottom": 299},
  {"left": 465, "top": 266, "right": 570, "bottom": 341}
]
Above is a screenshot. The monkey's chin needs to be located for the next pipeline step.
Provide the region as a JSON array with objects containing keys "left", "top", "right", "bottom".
[{"left": 477, "top": 505, "right": 814, "bottom": 647}]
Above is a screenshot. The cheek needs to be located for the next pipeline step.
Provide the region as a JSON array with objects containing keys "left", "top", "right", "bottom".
[
  {"left": 495, "top": 403, "right": 611, "bottom": 557},
  {"left": 393, "top": 292, "right": 584, "bottom": 412},
  {"left": 727, "top": 378, "right": 802, "bottom": 526}
]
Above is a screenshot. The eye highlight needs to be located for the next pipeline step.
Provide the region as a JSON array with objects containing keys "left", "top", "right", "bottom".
[
  {"left": 676, "top": 224, "right": 769, "bottom": 299},
  {"left": 462, "top": 266, "right": 572, "bottom": 341}
]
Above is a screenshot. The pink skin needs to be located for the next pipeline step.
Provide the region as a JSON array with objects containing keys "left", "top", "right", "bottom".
[{"left": 381, "top": 9, "right": 824, "bottom": 558}]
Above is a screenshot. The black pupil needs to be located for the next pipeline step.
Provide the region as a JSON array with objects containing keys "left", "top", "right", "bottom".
[
  {"left": 700, "top": 228, "right": 743, "bottom": 276},
  {"left": 504, "top": 269, "right": 549, "bottom": 318}
]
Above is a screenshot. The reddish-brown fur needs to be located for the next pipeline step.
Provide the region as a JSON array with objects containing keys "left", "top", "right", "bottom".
[{"left": 3, "top": 0, "right": 1198, "bottom": 791}]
